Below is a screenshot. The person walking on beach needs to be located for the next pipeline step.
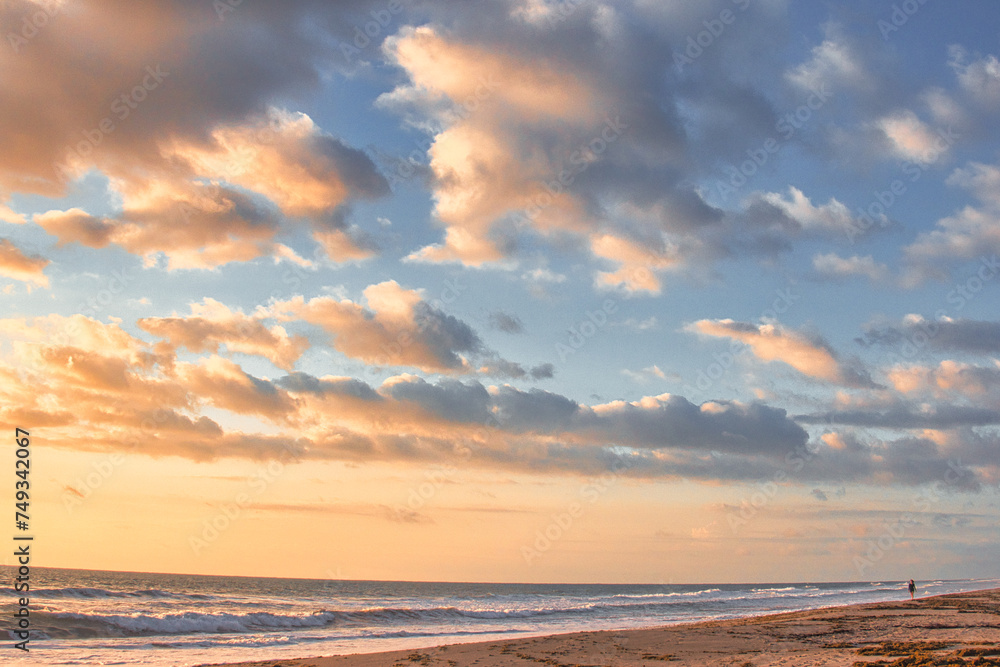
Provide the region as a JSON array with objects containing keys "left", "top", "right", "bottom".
[{"left": 908, "top": 579, "right": 916, "bottom": 600}]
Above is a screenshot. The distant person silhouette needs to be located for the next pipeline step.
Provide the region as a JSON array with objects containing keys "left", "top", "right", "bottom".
[{"left": 908, "top": 579, "right": 916, "bottom": 600}]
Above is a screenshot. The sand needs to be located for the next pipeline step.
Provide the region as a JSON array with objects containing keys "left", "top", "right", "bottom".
[{"left": 204, "top": 588, "right": 1000, "bottom": 667}]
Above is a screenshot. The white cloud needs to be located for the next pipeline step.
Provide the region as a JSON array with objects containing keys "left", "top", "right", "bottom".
[{"left": 812, "top": 253, "right": 888, "bottom": 282}]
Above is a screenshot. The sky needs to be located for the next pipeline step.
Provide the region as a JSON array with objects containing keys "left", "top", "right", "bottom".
[{"left": 1, "top": 0, "right": 999, "bottom": 584}]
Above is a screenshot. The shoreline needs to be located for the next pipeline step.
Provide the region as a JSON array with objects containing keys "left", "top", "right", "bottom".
[{"left": 203, "top": 587, "right": 1000, "bottom": 667}]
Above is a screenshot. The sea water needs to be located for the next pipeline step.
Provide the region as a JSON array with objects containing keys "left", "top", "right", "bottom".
[{"left": 3, "top": 567, "right": 997, "bottom": 666}]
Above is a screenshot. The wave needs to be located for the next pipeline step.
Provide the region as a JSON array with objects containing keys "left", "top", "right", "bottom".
[
  {"left": 3, "top": 586, "right": 214, "bottom": 601},
  {"left": 131, "top": 626, "right": 531, "bottom": 651},
  {"left": 27, "top": 599, "right": 714, "bottom": 640},
  {"left": 20, "top": 588, "right": 880, "bottom": 640},
  {"left": 609, "top": 588, "right": 722, "bottom": 600}
]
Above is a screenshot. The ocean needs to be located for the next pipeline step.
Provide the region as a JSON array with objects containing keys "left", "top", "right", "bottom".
[{"left": 4, "top": 568, "right": 998, "bottom": 666}]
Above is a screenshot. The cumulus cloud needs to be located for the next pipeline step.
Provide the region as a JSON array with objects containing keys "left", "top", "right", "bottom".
[
  {"left": 0, "top": 239, "right": 49, "bottom": 287},
  {"left": 132, "top": 284, "right": 543, "bottom": 379},
  {"left": 687, "top": 319, "right": 878, "bottom": 387},
  {"left": 949, "top": 46, "right": 1000, "bottom": 108},
  {"left": 1, "top": 0, "right": 390, "bottom": 269},
  {"left": 812, "top": 253, "right": 888, "bottom": 282},
  {"left": 902, "top": 162, "right": 1000, "bottom": 283},
  {"left": 887, "top": 360, "right": 1000, "bottom": 399},
  {"left": 749, "top": 187, "right": 858, "bottom": 237},
  {"left": 786, "top": 23, "right": 875, "bottom": 94},
  {"left": 2, "top": 312, "right": 999, "bottom": 487},
  {"left": 375, "top": 2, "right": 811, "bottom": 291},
  {"left": 876, "top": 110, "right": 947, "bottom": 165},
  {"left": 34, "top": 111, "right": 387, "bottom": 269},
  {"left": 270, "top": 281, "right": 484, "bottom": 373},
  {"left": 138, "top": 298, "right": 310, "bottom": 370}
]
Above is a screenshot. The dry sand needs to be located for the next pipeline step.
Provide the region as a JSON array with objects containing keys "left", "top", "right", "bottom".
[{"left": 205, "top": 588, "right": 1000, "bottom": 667}]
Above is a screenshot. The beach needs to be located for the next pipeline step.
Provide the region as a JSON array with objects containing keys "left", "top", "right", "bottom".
[{"left": 206, "top": 588, "right": 1000, "bottom": 667}]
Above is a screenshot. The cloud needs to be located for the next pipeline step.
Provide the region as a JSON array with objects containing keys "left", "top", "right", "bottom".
[
  {"left": 477, "top": 359, "right": 555, "bottom": 380},
  {"left": 0, "top": 201, "right": 26, "bottom": 224},
  {"left": 688, "top": 319, "right": 878, "bottom": 387},
  {"left": 611, "top": 316, "right": 658, "bottom": 331},
  {"left": 591, "top": 235, "right": 678, "bottom": 294},
  {"left": 34, "top": 112, "right": 388, "bottom": 269},
  {"left": 1, "top": 0, "right": 390, "bottom": 269},
  {"left": 949, "top": 46, "right": 1000, "bottom": 108},
  {"left": 786, "top": 23, "right": 875, "bottom": 93},
  {"left": 812, "top": 253, "right": 888, "bottom": 282},
  {"left": 175, "top": 356, "right": 298, "bottom": 421},
  {"left": 0, "top": 239, "right": 49, "bottom": 287},
  {"left": 377, "top": 3, "right": 797, "bottom": 290},
  {"left": 270, "top": 281, "right": 483, "bottom": 373},
  {"left": 138, "top": 298, "right": 310, "bottom": 370},
  {"left": 488, "top": 311, "right": 525, "bottom": 334},
  {"left": 622, "top": 365, "right": 674, "bottom": 383},
  {"left": 750, "top": 187, "right": 858, "bottom": 237},
  {"left": 796, "top": 404, "right": 1000, "bottom": 430},
  {"left": 859, "top": 315, "right": 1000, "bottom": 355},
  {"left": 902, "top": 162, "right": 1000, "bottom": 283},
  {"left": 135, "top": 285, "right": 541, "bottom": 380},
  {"left": 876, "top": 110, "right": 945, "bottom": 164},
  {"left": 169, "top": 111, "right": 388, "bottom": 220},
  {"left": 887, "top": 360, "right": 1000, "bottom": 399},
  {"left": 2, "top": 312, "right": 1000, "bottom": 487}
]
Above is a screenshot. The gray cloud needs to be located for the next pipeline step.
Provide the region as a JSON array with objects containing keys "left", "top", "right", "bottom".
[
  {"left": 859, "top": 316, "right": 1000, "bottom": 355},
  {"left": 488, "top": 311, "right": 525, "bottom": 334},
  {"left": 796, "top": 404, "right": 1000, "bottom": 429}
]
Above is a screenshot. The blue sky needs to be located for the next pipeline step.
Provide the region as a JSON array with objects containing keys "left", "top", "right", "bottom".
[{"left": 1, "top": 0, "right": 999, "bottom": 582}]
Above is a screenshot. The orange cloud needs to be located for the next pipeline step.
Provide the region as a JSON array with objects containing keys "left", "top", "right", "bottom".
[
  {"left": 888, "top": 360, "right": 1000, "bottom": 398},
  {"left": 0, "top": 239, "right": 49, "bottom": 287},
  {"left": 591, "top": 234, "right": 677, "bottom": 294},
  {"left": 382, "top": 25, "right": 609, "bottom": 266},
  {"left": 138, "top": 298, "right": 309, "bottom": 371},
  {"left": 688, "top": 319, "right": 876, "bottom": 387},
  {"left": 271, "top": 281, "right": 482, "bottom": 373}
]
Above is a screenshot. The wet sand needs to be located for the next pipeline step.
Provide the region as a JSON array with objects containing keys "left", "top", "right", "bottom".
[{"left": 205, "top": 588, "right": 1000, "bottom": 667}]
